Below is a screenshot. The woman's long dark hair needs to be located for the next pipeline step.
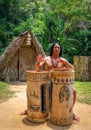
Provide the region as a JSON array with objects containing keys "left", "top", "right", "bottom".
[{"left": 49, "top": 42, "right": 62, "bottom": 57}]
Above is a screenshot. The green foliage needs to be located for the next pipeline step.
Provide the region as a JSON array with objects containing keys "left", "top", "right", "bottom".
[
  {"left": 0, "top": 0, "right": 91, "bottom": 62},
  {"left": 0, "top": 0, "right": 30, "bottom": 55},
  {"left": 46, "top": 0, "right": 91, "bottom": 60}
]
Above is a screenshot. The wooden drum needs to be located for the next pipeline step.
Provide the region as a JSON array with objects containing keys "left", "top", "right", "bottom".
[
  {"left": 50, "top": 70, "right": 74, "bottom": 126},
  {"left": 26, "top": 70, "right": 49, "bottom": 123}
]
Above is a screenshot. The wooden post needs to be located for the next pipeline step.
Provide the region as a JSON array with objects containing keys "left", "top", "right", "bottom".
[{"left": 74, "top": 56, "right": 91, "bottom": 81}]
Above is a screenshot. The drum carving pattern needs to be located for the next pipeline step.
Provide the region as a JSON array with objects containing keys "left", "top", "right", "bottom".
[{"left": 59, "top": 85, "right": 70, "bottom": 103}]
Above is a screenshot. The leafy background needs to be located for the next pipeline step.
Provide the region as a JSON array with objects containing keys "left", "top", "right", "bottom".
[{"left": 0, "top": 0, "right": 91, "bottom": 63}]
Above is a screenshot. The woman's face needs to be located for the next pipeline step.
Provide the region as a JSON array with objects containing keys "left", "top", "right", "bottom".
[{"left": 53, "top": 43, "right": 61, "bottom": 55}]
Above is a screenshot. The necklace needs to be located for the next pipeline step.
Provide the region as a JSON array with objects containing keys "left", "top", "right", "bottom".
[{"left": 51, "top": 57, "right": 58, "bottom": 68}]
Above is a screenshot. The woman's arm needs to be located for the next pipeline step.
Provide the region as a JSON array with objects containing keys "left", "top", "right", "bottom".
[{"left": 58, "top": 57, "right": 74, "bottom": 69}]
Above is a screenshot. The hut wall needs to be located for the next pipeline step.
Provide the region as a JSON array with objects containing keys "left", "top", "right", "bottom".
[
  {"left": 88, "top": 59, "right": 91, "bottom": 81},
  {"left": 0, "top": 46, "right": 37, "bottom": 82},
  {"left": 19, "top": 46, "right": 37, "bottom": 81},
  {"left": 0, "top": 52, "right": 19, "bottom": 82},
  {"left": 74, "top": 56, "right": 91, "bottom": 81}
]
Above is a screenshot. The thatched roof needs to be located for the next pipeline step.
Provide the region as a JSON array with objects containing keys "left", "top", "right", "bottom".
[{"left": 0, "top": 30, "right": 45, "bottom": 72}]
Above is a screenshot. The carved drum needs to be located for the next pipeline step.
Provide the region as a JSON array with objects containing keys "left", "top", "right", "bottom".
[
  {"left": 50, "top": 70, "right": 74, "bottom": 126},
  {"left": 26, "top": 70, "right": 49, "bottom": 123}
]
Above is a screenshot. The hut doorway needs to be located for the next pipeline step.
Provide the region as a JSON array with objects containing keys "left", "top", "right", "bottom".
[{"left": 18, "top": 46, "right": 36, "bottom": 81}]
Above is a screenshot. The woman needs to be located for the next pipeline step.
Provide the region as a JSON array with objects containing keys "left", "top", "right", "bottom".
[{"left": 35, "top": 43, "right": 73, "bottom": 71}]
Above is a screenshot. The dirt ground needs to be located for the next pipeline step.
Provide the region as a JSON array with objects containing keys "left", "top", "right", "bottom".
[{"left": 0, "top": 81, "right": 91, "bottom": 130}]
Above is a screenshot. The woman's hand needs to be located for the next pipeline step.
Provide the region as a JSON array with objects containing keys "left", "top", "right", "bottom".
[
  {"left": 35, "top": 54, "right": 45, "bottom": 71},
  {"left": 57, "top": 58, "right": 66, "bottom": 65},
  {"left": 36, "top": 54, "right": 44, "bottom": 64}
]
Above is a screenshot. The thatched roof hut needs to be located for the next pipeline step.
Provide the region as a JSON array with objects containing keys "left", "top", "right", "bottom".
[{"left": 0, "top": 30, "right": 45, "bottom": 82}]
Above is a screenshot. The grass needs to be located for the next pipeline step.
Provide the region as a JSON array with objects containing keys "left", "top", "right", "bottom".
[
  {"left": 74, "top": 81, "right": 91, "bottom": 105},
  {"left": 0, "top": 81, "right": 15, "bottom": 103}
]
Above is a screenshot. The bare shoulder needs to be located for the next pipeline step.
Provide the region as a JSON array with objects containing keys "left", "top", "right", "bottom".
[{"left": 59, "top": 57, "right": 68, "bottom": 62}]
